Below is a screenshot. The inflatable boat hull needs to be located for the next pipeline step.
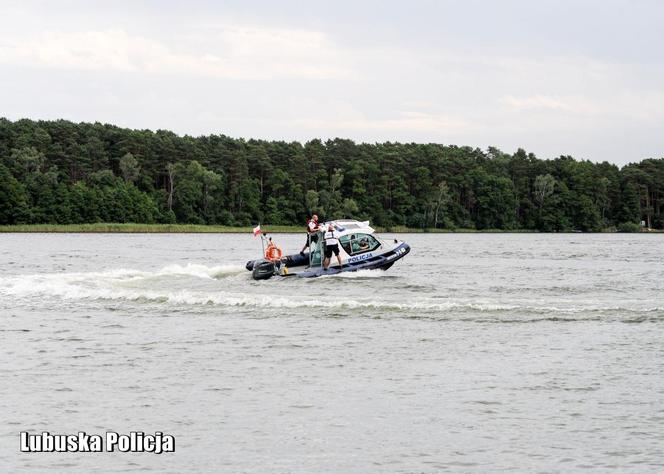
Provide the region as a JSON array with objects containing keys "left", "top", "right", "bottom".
[{"left": 246, "top": 243, "right": 410, "bottom": 280}]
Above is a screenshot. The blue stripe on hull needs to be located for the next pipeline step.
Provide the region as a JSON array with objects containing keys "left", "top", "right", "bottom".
[{"left": 296, "top": 243, "right": 411, "bottom": 278}]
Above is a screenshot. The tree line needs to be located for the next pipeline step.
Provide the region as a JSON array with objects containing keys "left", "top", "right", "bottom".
[{"left": 0, "top": 117, "right": 662, "bottom": 231}]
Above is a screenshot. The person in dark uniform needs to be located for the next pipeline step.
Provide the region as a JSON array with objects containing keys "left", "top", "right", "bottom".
[
  {"left": 323, "top": 223, "right": 342, "bottom": 270},
  {"left": 300, "top": 214, "right": 320, "bottom": 255}
]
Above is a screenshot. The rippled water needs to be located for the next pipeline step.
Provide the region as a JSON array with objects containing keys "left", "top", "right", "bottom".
[{"left": 1, "top": 233, "right": 663, "bottom": 472}]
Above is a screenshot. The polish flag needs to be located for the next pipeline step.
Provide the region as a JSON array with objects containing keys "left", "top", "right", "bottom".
[{"left": 252, "top": 225, "right": 261, "bottom": 236}]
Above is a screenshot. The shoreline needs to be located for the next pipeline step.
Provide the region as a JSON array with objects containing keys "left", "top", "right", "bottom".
[{"left": 0, "top": 223, "right": 659, "bottom": 234}]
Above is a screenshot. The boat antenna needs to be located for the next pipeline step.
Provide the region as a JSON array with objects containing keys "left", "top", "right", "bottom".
[{"left": 259, "top": 224, "right": 265, "bottom": 256}]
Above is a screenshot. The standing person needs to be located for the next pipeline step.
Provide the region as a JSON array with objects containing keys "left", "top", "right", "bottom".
[
  {"left": 300, "top": 214, "right": 320, "bottom": 255},
  {"left": 323, "top": 223, "right": 342, "bottom": 270}
]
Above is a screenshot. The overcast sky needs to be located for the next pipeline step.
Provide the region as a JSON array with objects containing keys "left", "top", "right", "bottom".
[{"left": 1, "top": 0, "right": 662, "bottom": 165}]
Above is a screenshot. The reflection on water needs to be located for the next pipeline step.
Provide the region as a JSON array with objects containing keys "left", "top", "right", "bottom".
[{"left": 1, "top": 233, "right": 663, "bottom": 472}]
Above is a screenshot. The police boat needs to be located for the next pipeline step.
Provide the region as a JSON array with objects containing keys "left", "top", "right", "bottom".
[{"left": 246, "top": 220, "right": 411, "bottom": 280}]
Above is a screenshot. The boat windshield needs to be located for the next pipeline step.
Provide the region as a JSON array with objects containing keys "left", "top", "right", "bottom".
[{"left": 339, "top": 233, "right": 381, "bottom": 256}]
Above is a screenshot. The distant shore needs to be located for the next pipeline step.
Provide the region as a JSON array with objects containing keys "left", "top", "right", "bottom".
[
  {"left": 0, "top": 223, "right": 659, "bottom": 233},
  {"left": 0, "top": 223, "right": 499, "bottom": 233}
]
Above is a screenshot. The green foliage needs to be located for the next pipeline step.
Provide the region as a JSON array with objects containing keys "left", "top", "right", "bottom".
[
  {"left": 617, "top": 222, "right": 641, "bottom": 233},
  {"left": 119, "top": 152, "right": 140, "bottom": 183},
  {"left": 342, "top": 198, "right": 359, "bottom": 219},
  {"left": 0, "top": 118, "right": 662, "bottom": 231},
  {"left": 0, "top": 164, "right": 30, "bottom": 224}
]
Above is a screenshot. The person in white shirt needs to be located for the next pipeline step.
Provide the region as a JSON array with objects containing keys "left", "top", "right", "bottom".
[
  {"left": 300, "top": 214, "right": 320, "bottom": 255},
  {"left": 323, "top": 223, "right": 342, "bottom": 270}
]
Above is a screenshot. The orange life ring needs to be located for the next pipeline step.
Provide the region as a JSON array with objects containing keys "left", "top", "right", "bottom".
[{"left": 265, "top": 245, "right": 283, "bottom": 261}]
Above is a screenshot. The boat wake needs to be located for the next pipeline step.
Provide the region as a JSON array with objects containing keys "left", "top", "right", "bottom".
[
  {"left": 98, "top": 263, "right": 247, "bottom": 281},
  {"left": 1, "top": 264, "right": 662, "bottom": 322},
  {"left": 0, "top": 263, "right": 245, "bottom": 301}
]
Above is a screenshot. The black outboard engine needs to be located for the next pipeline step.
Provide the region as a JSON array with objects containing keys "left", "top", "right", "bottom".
[{"left": 252, "top": 259, "right": 276, "bottom": 280}]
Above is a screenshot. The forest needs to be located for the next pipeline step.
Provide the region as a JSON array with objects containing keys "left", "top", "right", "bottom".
[{"left": 0, "top": 117, "right": 662, "bottom": 231}]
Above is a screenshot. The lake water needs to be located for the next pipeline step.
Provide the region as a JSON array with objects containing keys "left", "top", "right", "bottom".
[{"left": 1, "top": 233, "right": 663, "bottom": 472}]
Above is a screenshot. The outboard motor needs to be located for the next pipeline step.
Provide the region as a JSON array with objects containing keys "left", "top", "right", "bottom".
[{"left": 252, "top": 259, "right": 276, "bottom": 280}]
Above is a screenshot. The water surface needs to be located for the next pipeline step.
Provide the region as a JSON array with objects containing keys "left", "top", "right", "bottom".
[{"left": 1, "top": 233, "right": 663, "bottom": 472}]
